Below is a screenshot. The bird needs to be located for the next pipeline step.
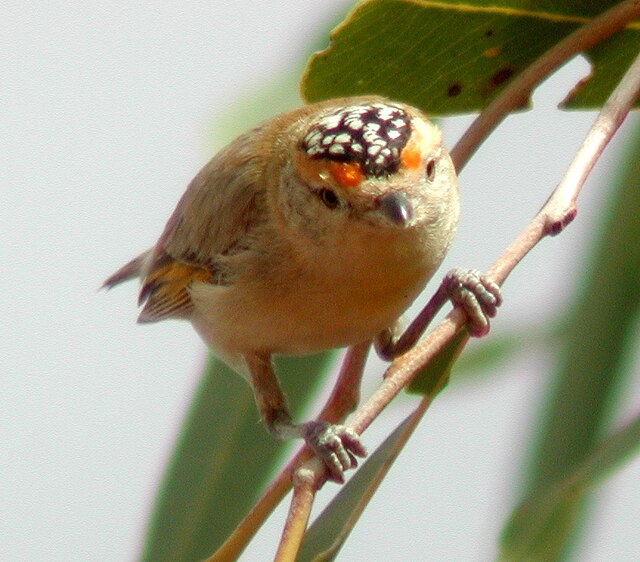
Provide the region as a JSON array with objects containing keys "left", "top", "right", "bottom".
[{"left": 103, "top": 96, "right": 500, "bottom": 482}]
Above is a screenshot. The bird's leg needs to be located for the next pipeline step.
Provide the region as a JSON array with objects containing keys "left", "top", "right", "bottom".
[
  {"left": 375, "top": 268, "right": 502, "bottom": 361},
  {"left": 244, "top": 351, "right": 367, "bottom": 483}
]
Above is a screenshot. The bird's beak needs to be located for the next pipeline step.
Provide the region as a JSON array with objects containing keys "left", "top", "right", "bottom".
[{"left": 377, "top": 191, "right": 413, "bottom": 228}]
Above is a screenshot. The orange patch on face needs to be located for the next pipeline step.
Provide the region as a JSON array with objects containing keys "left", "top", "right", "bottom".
[
  {"left": 400, "top": 145, "right": 422, "bottom": 170},
  {"left": 328, "top": 161, "right": 364, "bottom": 188}
]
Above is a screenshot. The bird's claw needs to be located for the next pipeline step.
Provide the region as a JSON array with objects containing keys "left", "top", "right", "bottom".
[
  {"left": 301, "top": 421, "right": 367, "bottom": 483},
  {"left": 444, "top": 268, "right": 502, "bottom": 337}
]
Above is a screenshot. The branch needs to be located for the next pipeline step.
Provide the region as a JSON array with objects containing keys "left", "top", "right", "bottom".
[{"left": 274, "top": 466, "right": 317, "bottom": 562}]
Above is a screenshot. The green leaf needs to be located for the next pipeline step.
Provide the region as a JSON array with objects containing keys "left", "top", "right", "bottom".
[
  {"left": 500, "top": 411, "right": 640, "bottom": 560},
  {"left": 454, "top": 330, "right": 525, "bottom": 374},
  {"left": 406, "top": 323, "right": 549, "bottom": 396},
  {"left": 301, "top": 0, "right": 640, "bottom": 114},
  {"left": 298, "top": 404, "right": 426, "bottom": 561},
  {"left": 450, "top": 322, "right": 563, "bottom": 385},
  {"left": 508, "top": 121, "right": 640, "bottom": 557},
  {"left": 139, "top": 352, "right": 336, "bottom": 562},
  {"left": 563, "top": 24, "right": 640, "bottom": 108}
]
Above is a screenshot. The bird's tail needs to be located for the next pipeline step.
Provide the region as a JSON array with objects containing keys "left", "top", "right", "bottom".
[{"left": 102, "top": 249, "right": 152, "bottom": 290}]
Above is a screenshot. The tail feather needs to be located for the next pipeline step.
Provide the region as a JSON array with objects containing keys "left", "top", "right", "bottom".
[{"left": 102, "top": 250, "right": 152, "bottom": 290}]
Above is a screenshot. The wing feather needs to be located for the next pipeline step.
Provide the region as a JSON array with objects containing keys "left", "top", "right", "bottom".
[
  {"left": 137, "top": 252, "right": 213, "bottom": 323},
  {"left": 136, "top": 122, "right": 275, "bottom": 322},
  {"left": 159, "top": 124, "right": 272, "bottom": 267}
]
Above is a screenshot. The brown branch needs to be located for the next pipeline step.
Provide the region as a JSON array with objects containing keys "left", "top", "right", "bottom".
[{"left": 274, "top": 467, "right": 317, "bottom": 562}]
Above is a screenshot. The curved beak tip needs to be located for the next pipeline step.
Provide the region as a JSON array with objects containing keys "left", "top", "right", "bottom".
[{"left": 378, "top": 191, "right": 413, "bottom": 227}]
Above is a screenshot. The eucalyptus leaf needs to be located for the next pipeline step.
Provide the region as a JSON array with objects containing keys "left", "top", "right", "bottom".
[
  {"left": 301, "top": 0, "right": 640, "bottom": 114},
  {"left": 407, "top": 329, "right": 467, "bottom": 395}
]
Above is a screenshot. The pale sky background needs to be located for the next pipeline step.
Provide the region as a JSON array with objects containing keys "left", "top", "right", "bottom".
[{"left": 2, "top": 2, "right": 639, "bottom": 561}]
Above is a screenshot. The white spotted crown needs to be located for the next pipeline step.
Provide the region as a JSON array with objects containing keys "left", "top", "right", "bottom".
[{"left": 300, "top": 102, "right": 412, "bottom": 177}]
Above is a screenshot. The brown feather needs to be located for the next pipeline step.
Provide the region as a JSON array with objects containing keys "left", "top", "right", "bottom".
[
  {"left": 157, "top": 123, "right": 271, "bottom": 270},
  {"left": 137, "top": 252, "right": 213, "bottom": 323}
]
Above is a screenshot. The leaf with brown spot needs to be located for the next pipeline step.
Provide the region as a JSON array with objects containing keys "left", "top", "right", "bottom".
[{"left": 301, "top": 0, "right": 640, "bottom": 115}]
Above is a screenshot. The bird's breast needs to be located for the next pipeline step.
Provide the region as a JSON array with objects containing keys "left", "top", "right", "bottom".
[{"left": 190, "top": 224, "right": 443, "bottom": 358}]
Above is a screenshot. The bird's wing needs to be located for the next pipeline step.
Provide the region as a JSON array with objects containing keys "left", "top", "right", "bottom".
[{"left": 138, "top": 125, "right": 271, "bottom": 323}]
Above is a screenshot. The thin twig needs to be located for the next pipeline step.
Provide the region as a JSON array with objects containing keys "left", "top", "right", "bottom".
[
  {"left": 272, "top": 342, "right": 371, "bottom": 559},
  {"left": 490, "top": 48, "right": 640, "bottom": 286},
  {"left": 451, "top": 0, "right": 640, "bottom": 171},
  {"left": 542, "top": 47, "right": 640, "bottom": 230},
  {"left": 274, "top": 467, "right": 317, "bottom": 562}
]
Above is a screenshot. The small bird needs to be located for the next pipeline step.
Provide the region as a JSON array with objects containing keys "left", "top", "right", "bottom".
[{"left": 104, "top": 97, "right": 499, "bottom": 482}]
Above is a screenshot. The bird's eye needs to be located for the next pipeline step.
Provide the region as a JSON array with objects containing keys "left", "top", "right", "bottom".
[
  {"left": 317, "top": 188, "right": 340, "bottom": 209},
  {"left": 425, "top": 158, "right": 436, "bottom": 181}
]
